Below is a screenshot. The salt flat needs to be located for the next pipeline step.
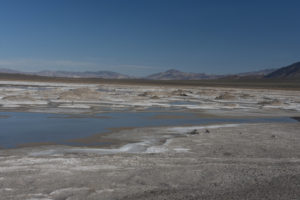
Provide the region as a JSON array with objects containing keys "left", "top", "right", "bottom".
[
  {"left": 0, "top": 80, "right": 299, "bottom": 114},
  {"left": 0, "top": 80, "right": 299, "bottom": 200}
]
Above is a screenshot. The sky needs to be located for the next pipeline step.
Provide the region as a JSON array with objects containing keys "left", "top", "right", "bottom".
[{"left": 0, "top": 0, "right": 299, "bottom": 76}]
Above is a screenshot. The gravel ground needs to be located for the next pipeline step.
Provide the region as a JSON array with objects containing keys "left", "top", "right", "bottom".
[{"left": 0, "top": 122, "right": 299, "bottom": 200}]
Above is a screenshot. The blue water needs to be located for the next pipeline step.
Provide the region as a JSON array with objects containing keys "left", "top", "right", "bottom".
[{"left": 0, "top": 111, "right": 296, "bottom": 148}]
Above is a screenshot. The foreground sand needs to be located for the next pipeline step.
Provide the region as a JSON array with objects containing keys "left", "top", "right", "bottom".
[{"left": 0, "top": 122, "right": 300, "bottom": 200}]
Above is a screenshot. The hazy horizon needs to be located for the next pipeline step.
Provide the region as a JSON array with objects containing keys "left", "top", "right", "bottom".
[
  {"left": 0, "top": 0, "right": 299, "bottom": 76},
  {"left": 0, "top": 63, "right": 283, "bottom": 77}
]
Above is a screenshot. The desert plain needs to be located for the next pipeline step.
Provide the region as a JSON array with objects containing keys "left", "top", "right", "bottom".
[{"left": 0, "top": 79, "right": 299, "bottom": 200}]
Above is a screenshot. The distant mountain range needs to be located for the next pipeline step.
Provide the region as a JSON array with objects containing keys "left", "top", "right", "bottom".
[
  {"left": 34, "top": 70, "right": 132, "bottom": 79},
  {"left": 0, "top": 61, "right": 299, "bottom": 80},
  {"left": 0, "top": 69, "right": 132, "bottom": 79},
  {"left": 0, "top": 68, "right": 21, "bottom": 74},
  {"left": 145, "top": 68, "right": 278, "bottom": 80},
  {"left": 145, "top": 69, "right": 221, "bottom": 80}
]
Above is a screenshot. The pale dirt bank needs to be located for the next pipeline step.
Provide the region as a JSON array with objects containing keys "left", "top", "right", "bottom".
[{"left": 0, "top": 122, "right": 300, "bottom": 200}]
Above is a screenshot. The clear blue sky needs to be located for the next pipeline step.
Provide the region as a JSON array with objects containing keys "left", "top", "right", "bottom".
[{"left": 0, "top": 0, "right": 299, "bottom": 76}]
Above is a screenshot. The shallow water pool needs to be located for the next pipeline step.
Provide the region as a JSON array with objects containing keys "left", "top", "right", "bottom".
[{"left": 0, "top": 111, "right": 296, "bottom": 148}]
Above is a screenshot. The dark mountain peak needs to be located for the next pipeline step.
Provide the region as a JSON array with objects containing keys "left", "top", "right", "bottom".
[
  {"left": 265, "top": 61, "right": 300, "bottom": 78},
  {"left": 290, "top": 61, "right": 300, "bottom": 66}
]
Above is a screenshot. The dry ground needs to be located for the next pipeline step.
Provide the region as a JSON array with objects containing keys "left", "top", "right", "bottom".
[{"left": 0, "top": 122, "right": 300, "bottom": 200}]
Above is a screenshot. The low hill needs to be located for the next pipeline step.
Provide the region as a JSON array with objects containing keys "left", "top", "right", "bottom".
[{"left": 237, "top": 68, "right": 277, "bottom": 77}]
